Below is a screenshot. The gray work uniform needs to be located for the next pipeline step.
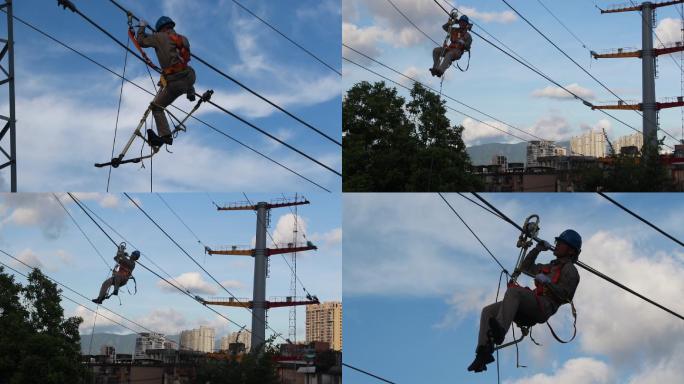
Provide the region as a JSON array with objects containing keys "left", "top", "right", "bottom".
[
  {"left": 96, "top": 254, "right": 136, "bottom": 301},
  {"left": 432, "top": 23, "right": 472, "bottom": 73},
  {"left": 137, "top": 27, "right": 196, "bottom": 137},
  {"left": 476, "top": 248, "right": 580, "bottom": 347}
]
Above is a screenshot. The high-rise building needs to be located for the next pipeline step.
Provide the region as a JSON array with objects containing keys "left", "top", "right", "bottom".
[
  {"left": 491, "top": 154, "right": 507, "bottom": 172},
  {"left": 306, "top": 301, "right": 342, "bottom": 351},
  {"left": 527, "top": 140, "right": 565, "bottom": 166},
  {"left": 570, "top": 130, "right": 607, "bottom": 158},
  {"left": 134, "top": 332, "right": 166, "bottom": 360},
  {"left": 179, "top": 326, "right": 215, "bottom": 352},
  {"left": 614, "top": 132, "right": 643, "bottom": 154},
  {"left": 220, "top": 330, "right": 251, "bottom": 352}
]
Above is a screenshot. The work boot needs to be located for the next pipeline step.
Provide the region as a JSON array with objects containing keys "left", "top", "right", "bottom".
[
  {"left": 161, "top": 134, "right": 173, "bottom": 146},
  {"left": 488, "top": 317, "right": 506, "bottom": 345},
  {"left": 429, "top": 68, "right": 437, "bottom": 77},
  {"left": 434, "top": 68, "right": 444, "bottom": 78},
  {"left": 147, "top": 129, "right": 164, "bottom": 147},
  {"left": 467, "top": 344, "right": 494, "bottom": 372},
  {"left": 92, "top": 298, "right": 103, "bottom": 305},
  {"left": 111, "top": 288, "right": 119, "bottom": 296}
]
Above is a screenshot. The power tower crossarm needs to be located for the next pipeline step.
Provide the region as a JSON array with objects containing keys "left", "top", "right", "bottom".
[
  {"left": 593, "top": 96, "right": 684, "bottom": 110},
  {"left": 216, "top": 197, "right": 310, "bottom": 211},
  {"left": 592, "top": 44, "right": 684, "bottom": 59},
  {"left": 601, "top": 0, "right": 684, "bottom": 13},
  {"left": 206, "top": 244, "right": 317, "bottom": 256},
  {"left": 201, "top": 296, "right": 319, "bottom": 309}
]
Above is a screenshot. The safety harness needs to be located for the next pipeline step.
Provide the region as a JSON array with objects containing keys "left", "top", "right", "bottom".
[
  {"left": 162, "top": 31, "right": 191, "bottom": 76},
  {"left": 493, "top": 215, "right": 578, "bottom": 366}
]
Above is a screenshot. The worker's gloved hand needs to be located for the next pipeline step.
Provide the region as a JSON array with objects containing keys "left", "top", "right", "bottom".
[
  {"left": 535, "top": 273, "right": 551, "bottom": 285},
  {"left": 535, "top": 240, "right": 553, "bottom": 251}
]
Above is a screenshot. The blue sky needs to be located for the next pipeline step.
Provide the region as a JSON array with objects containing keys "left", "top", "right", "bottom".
[
  {"left": 343, "top": 193, "right": 684, "bottom": 383},
  {"left": 343, "top": 0, "right": 684, "bottom": 149},
  {"left": 0, "top": 0, "right": 341, "bottom": 192},
  {"left": 0, "top": 192, "right": 341, "bottom": 345}
]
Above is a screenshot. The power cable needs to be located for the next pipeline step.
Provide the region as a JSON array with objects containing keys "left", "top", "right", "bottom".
[
  {"left": 224, "top": 0, "right": 341, "bottom": 76},
  {"left": 105, "top": 0, "right": 342, "bottom": 147},
  {"left": 155, "top": 193, "right": 207, "bottom": 248},
  {"left": 468, "top": 192, "right": 684, "bottom": 322},
  {"left": 0, "top": 249, "right": 154, "bottom": 335},
  {"left": 52, "top": 193, "right": 112, "bottom": 271},
  {"left": 534, "top": 0, "right": 590, "bottom": 50},
  {"left": 342, "top": 363, "right": 397, "bottom": 384},
  {"left": 55, "top": 1, "right": 341, "bottom": 176},
  {"left": 74, "top": 196, "right": 191, "bottom": 294},
  {"left": 597, "top": 191, "right": 684, "bottom": 247},
  {"left": 7, "top": 12, "right": 331, "bottom": 192},
  {"left": 343, "top": 56, "right": 531, "bottom": 142},
  {"left": 428, "top": 0, "right": 675, "bottom": 149},
  {"left": 58, "top": 196, "right": 258, "bottom": 339},
  {"left": 438, "top": 193, "right": 509, "bottom": 274},
  {"left": 343, "top": 43, "right": 547, "bottom": 142},
  {"left": 123, "top": 193, "right": 289, "bottom": 345},
  {"left": 106, "top": 37, "right": 130, "bottom": 193},
  {"left": 500, "top": 0, "right": 681, "bottom": 144}
]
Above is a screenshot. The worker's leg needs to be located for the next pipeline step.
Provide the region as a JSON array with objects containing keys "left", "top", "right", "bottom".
[
  {"left": 111, "top": 276, "right": 128, "bottom": 296},
  {"left": 152, "top": 69, "right": 197, "bottom": 137},
  {"left": 437, "top": 49, "right": 462, "bottom": 73},
  {"left": 477, "top": 301, "right": 501, "bottom": 347},
  {"left": 494, "top": 286, "right": 541, "bottom": 337},
  {"left": 432, "top": 46, "right": 444, "bottom": 69},
  {"left": 95, "top": 276, "right": 115, "bottom": 301}
]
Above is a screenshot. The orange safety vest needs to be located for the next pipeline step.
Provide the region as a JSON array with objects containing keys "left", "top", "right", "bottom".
[
  {"left": 163, "top": 31, "right": 191, "bottom": 75},
  {"left": 446, "top": 29, "right": 467, "bottom": 50},
  {"left": 115, "top": 263, "right": 133, "bottom": 278},
  {"left": 533, "top": 264, "right": 563, "bottom": 296}
]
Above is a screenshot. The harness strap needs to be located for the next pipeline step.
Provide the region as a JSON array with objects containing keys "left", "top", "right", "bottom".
[
  {"left": 546, "top": 300, "right": 577, "bottom": 343},
  {"left": 128, "top": 28, "right": 160, "bottom": 72}
]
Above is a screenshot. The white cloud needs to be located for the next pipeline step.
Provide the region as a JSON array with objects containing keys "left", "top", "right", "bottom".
[
  {"left": 309, "top": 228, "right": 342, "bottom": 249},
  {"left": 157, "top": 271, "right": 218, "bottom": 295},
  {"left": 576, "top": 231, "right": 684, "bottom": 364},
  {"left": 136, "top": 308, "right": 189, "bottom": 335},
  {"left": 461, "top": 117, "right": 520, "bottom": 144},
  {"left": 654, "top": 18, "right": 683, "bottom": 47},
  {"left": 627, "top": 344, "right": 684, "bottom": 383},
  {"left": 458, "top": 6, "right": 516, "bottom": 24},
  {"left": 528, "top": 114, "right": 573, "bottom": 141},
  {"left": 532, "top": 83, "right": 596, "bottom": 100},
  {"left": 270, "top": 213, "right": 309, "bottom": 247},
  {"left": 12, "top": 248, "right": 43, "bottom": 270},
  {"left": 0, "top": 194, "right": 66, "bottom": 239},
  {"left": 505, "top": 357, "right": 613, "bottom": 384}
]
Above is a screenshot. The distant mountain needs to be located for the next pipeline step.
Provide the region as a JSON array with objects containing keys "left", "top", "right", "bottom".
[{"left": 466, "top": 141, "right": 570, "bottom": 165}]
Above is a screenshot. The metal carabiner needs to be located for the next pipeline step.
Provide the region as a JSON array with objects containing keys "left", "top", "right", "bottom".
[{"left": 522, "top": 214, "right": 540, "bottom": 238}]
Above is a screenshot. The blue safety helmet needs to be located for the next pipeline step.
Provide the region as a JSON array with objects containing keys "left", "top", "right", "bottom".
[
  {"left": 555, "top": 229, "right": 582, "bottom": 252},
  {"left": 155, "top": 16, "right": 175, "bottom": 31},
  {"left": 459, "top": 15, "right": 470, "bottom": 24},
  {"left": 131, "top": 250, "right": 141, "bottom": 260}
]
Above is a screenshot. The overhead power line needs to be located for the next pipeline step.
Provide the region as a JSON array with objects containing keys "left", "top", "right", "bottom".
[
  {"left": 343, "top": 56, "right": 531, "bottom": 142},
  {"left": 123, "top": 193, "right": 289, "bottom": 345},
  {"left": 438, "top": 193, "right": 509, "bottom": 274},
  {"left": 597, "top": 191, "right": 684, "bottom": 248},
  {"left": 500, "top": 0, "right": 681, "bottom": 145},
  {"left": 535, "top": 0, "right": 590, "bottom": 50},
  {"left": 342, "top": 363, "right": 398, "bottom": 384},
  {"left": 343, "top": 43, "right": 547, "bottom": 142},
  {"left": 428, "top": 0, "right": 675, "bottom": 149},
  {"left": 468, "top": 192, "right": 684, "bottom": 322},
  {"left": 55, "top": 0, "right": 341, "bottom": 176},
  {"left": 105, "top": 0, "right": 342, "bottom": 146},
  {"left": 0, "top": 248, "right": 155, "bottom": 335},
  {"left": 7, "top": 12, "right": 331, "bottom": 192},
  {"left": 63, "top": 194, "right": 257, "bottom": 339}
]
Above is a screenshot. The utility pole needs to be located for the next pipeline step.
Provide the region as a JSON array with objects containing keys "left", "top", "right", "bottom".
[
  {"left": 592, "top": 0, "right": 684, "bottom": 150},
  {"left": 202, "top": 196, "right": 319, "bottom": 352},
  {"left": 0, "top": 0, "right": 16, "bottom": 191},
  {"left": 289, "top": 196, "right": 299, "bottom": 343}
]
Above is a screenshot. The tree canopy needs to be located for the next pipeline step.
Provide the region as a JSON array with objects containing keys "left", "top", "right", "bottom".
[{"left": 343, "top": 81, "right": 482, "bottom": 191}]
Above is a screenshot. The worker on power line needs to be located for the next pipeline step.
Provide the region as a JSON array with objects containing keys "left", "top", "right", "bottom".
[
  {"left": 137, "top": 16, "right": 196, "bottom": 147},
  {"left": 92, "top": 245, "right": 140, "bottom": 305},
  {"left": 467, "top": 230, "right": 581, "bottom": 373},
  {"left": 430, "top": 13, "right": 472, "bottom": 78}
]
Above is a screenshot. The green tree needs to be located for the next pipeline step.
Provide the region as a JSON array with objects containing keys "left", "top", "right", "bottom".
[
  {"left": 579, "top": 136, "right": 675, "bottom": 191},
  {"left": 343, "top": 81, "right": 482, "bottom": 191},
  {"left": 0, "top": 267, "right": 87, "bottom": 384},
  {"left": 195, "top": 340, "right": 279, "bottom": 384}
]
